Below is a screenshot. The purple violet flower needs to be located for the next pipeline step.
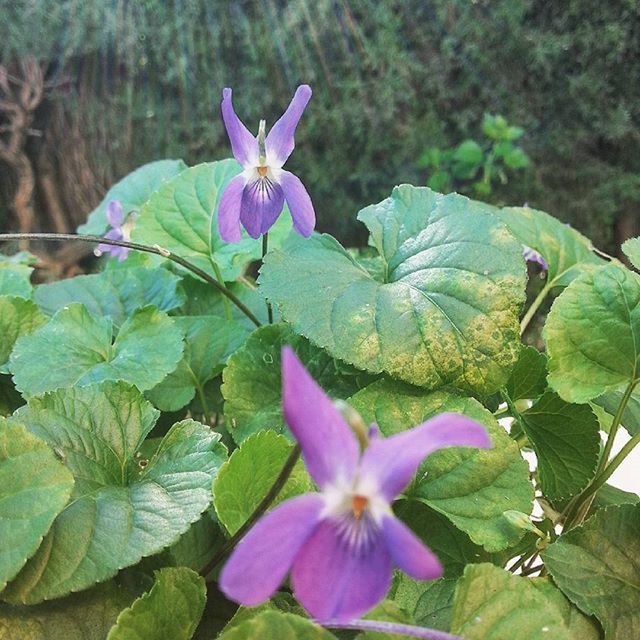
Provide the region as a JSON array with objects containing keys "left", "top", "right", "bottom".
[
  {"left": 94, "top": 200, "right": 133, "bottom": 262},
  {"left": 217, "top": 85, "right": 315, "bottom": 242},
  {"left": 522, "top": 245, "right": 548, "bottom": 271},
  {"left": 220, "top": 347, "right": 491, "bottom": 622}
]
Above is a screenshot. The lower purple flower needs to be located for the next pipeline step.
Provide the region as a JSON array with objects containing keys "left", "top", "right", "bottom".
[
  {"left": 522, "top": 245, "right": 548, "bottom": 271},
  {"left": 220, "top": 348, "right": 492, "bottom": 621},
  {"left": 94, "top": 199, "right": 133, "bottom": 262}
]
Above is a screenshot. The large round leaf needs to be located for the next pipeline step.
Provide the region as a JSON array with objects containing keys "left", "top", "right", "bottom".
[
  {"left": 349, "top": 379, "right": 533, "bottom": 551},
  {"left": 131, "top": 161, "right": 292, "bottom": 281},
  {"left": 78, "top": 159, "right": 187, "bottom": 235},
  {"left": 3, "top": 383, "right": 226, "bottom": 603},
  {"left": 544, "top": 263, "right": 640, "bottom": 403},
  {"left": 0, "top": 418, "right": 73, "bottom": 591},
  {"left": 0, "top": 252, "right": 35, "bottom": 298},
  {"left": 260, "top": 186, "right": 525, "bottom": 394},
  {"left": 10, "top": 304, "right": 184, "bottom": 395},
  {"left": 221, "top": 323, "right": 376, "bottom": 444},
  {"left": 0, "top": 296, "right": 46, "bottom": 374}
]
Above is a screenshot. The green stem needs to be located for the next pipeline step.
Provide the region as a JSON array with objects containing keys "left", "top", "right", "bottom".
[
  {"left": 262, "top": 232, "right": 273, "bottom": 324},
  {"left": 194, "top": 380, "right": 211, "bottom": 426},
  {"left": 211, "top": 261, "right": 232, "bottom": 322},
  {"left": 0, "top": 232, "right": 261, "bottom": 327},
  {"left": 520, "top": 280, "right": 553, "bottom": 335},
  {"left": 200, "top": 445, "right": 301, "bottom": 578},
  {"left": 597, "top": 380, "right": 636, "bottom": 475},
  {"left": 500, "top": 390, "right": 529, "bottom": 448}
]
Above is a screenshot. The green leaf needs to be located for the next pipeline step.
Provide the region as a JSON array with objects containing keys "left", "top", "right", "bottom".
[
  {"left": 78, "top": 159, "right": 188, "bottom": 235},
  {"left": 520, "top": 392, "right": 600, "bottom": 504},
  {"left": 146, "top": 315, "right": 249, "bottom": 412},
  {"left": 349, "top": 380, "right": 533, "bottom": 552},
  {"left": 3, "top": 383, "right": 226, "bottom": 603},
  {"left": 0, "top": 297, "right": 46, "bottom": 374},
  {"left": 542, "top": 504, "right": 640, "bottom": 639},
  {"left": 131, "top": 161, "right": 292, "bottom": 281},
  {"left": 622, "top": 237, "right": 640, "bottom": 271},
  {"left": 167, "top": 513, "right": 225, "bottom": 574},
  {"left": 358, "top": 600, "right": 415, "bottom": 640},
  {"left": 11, "top": 304, "right": 184, "bottom": 395},
  {"left": 544, "top": 263, "right": 640, "bottom": 403},
  {"left": 218, "top": 610, "right": 337, "bottom": 640},
  {"left": 222, "top": 323, "right": 374, "bottom": 444},
  {"left": 591, "top": 484, "right": 639, "bottom": 511},
  {"left": 0, "top": 417, "right": 73, "bottom": 590},
  {"left": 0, "top": 253, "right": 35, "bottom": 298},
  {"left": 503, "top": 146, "right": 530, "bottom": 169},
  {"left": 34, "top": 267, "right": 186, "bottom": 328},
  {"left": 0, "top": 377, "right": 22, "bottom": 417},
  {"left": 452, "top": 139, "right": 483, "bottom": 167},
  {"left": 0, "top": 581, "right": 133, "bottom": 640},
  {"left": 594, "top": 386, "right": 640, "bottom": 436},
  {"left": 451, "top": 564, "right": 600, "bottom": 640},
  {"left": 260, "top": 186, "right": 525, "bottom": 395},
  {"left": 393, "top": 576, "right": 457, "bottom": 631},
  {"left": 107, "top": 567, "right": 205, "bottom": 640},
  {"left": 504, "top": 345, "right": 548, "bottom": 401},
  {"left": 495, "top": 206, "right": 604, "bottom": 288},
  {"left": 213, "top": 430, "right": 312, "bottom": 535}
]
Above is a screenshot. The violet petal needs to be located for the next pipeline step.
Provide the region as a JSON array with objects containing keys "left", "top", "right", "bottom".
[
  {"left": 381, "top": 515, "right": 443, "bottom": 580},
  {"left": 221, "top": 88, "right": 259, "bottom": 167},
  {"left": 217, "top": 174, "right": 246, "bottom": 243},
  {"left": 239, "top": 175, "right": 285, "bottom": 239},
  {"left": 282, "top": 347, "right": 359, "bottom": 488},
  {"left": 280, "top": 170, "right": 315, "bottom": 237},
  {"left": 106, "top": 199, "right": 124, "bottom": 227},
  {"left": 219, "top": 493, "right": 324, "bottom": 606},
  {"left": 265, "top": 85, "right": 312, "bottom": 167},
  {"left": 360, "top": 413, "right": 491, "bottom": 501},
  {"left": 291, "top": 518, "right": 392, "bottom": 621}
]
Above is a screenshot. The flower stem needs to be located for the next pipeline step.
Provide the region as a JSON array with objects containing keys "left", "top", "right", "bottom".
[
  {"left": 520, "top": 280, "right": 552, "bottom": 335},
  {"left": 0, "top": 232, "right": 261, "bottom": 327},
  {"left": 201, "top": 444, "right": 301, "bottom": 578},
  {"left": 323, "top": 619, "right": 462, "bottom": 639},
  {"left": 211, "top": 261, "right": 232, "bottom": 322},
  {"left": 262, "top": 232, "right": 273, "bottom": 324}
]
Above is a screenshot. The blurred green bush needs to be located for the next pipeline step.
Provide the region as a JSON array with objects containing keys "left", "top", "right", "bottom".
[{"left": 0, "top": 0, "right": 638, "bottom": 249}]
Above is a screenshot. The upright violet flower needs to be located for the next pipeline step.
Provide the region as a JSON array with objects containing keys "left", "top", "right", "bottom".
[
  {"left": 220, "top": 348, "right": 491, "bottom": 622},
  {"left": 94, "top": 199, "right": 133, "bottom": 262},
  {"left": 217, "top": 85, "right": 315, "bottom": 242},
  {"left": 523, "top": 245, "right": 548, "bottom": 272}
]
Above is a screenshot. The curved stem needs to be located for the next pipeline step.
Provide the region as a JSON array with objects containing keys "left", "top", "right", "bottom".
[
  {"left": 201, "top": 445, "right": 301, "bottom": 578},
  {"left": 0, "top": 232, "right": 261, "bottom": 327},
  {"left": 520, "top": 280, "right": 552, "bottom": 335},
  {"left": 262, "top": 232, "right": 273, "bottom": 324},
  {"left": 597, "top": 380, "right": 636, "bottom": 475},
  {"left": 323, "top": 619, "right": 462, "bottom": 639}
]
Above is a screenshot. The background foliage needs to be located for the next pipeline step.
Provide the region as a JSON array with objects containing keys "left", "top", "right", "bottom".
[{"left": 0, "top": 0, "right": 638, "bottom": 251}]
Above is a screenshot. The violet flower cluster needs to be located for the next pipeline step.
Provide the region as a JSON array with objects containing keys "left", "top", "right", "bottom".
[
  {"left": 94, "top": 199, "right": 133, "bottom": 262},
  {"left": 220, "top": 348, "right": 491, "bottom": 621},
  {"left": 217, "top": 85, "right": 315, "bottom": 242}
]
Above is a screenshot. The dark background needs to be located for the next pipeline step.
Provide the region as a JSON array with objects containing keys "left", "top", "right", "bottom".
[{"left": 1, "top": 0, "right": 638, "bottom": 267}]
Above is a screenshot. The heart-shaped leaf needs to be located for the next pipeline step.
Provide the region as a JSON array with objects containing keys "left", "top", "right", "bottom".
[
  {"left": 0, "top": 252, "right": 35, "bottom": 298},
  {"left": 11, "top": 304, "right": 184, "bottom": 395},
  {"left": 78, "top": 159, "right": 187, "bottom": 235},
  {"left": 3, "top": 383, "right": 226, "bottom": 603},
  {"left": 0, "top": 297, "right": 46, "bottom": 374},
  {"left": 0, "top": 417, "right": 73, "bottom": 591},
  {"left": 349, "top": 380, "right": 533, "bottom": 552},
  {"left": 260, "top": 186, "right": 525, "bottom": 394}
]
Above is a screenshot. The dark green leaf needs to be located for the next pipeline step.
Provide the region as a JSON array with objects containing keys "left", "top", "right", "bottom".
[
  {"left": 542, "top": 504, "right": 640, "bottom": 639},
  {"left": 393, "top": 576, "right": 457, "bottom": 631},
  {"left": 261, "top": 186, "right": 526, "bottom": 395},
  {"left": 78, "top": 159, "right": 187, "bottom": 235},
  {"left": 4, "top": 383, "right": 226, "bottom": 603},
  {"left": 504, "top": 345, "right": 547, "bottom": 401},
  {"left": 11, "top": 304, "right": 184, "bottom": 395},
  {"left": 594, "top": 386, "right": 640, "bottom": 436},
  {"left": 106, "top": 567, "right": 206, "bottom": 640}
]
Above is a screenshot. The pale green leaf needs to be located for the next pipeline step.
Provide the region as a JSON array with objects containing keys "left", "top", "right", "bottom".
[
  {"left": 78, "top": 159, "right": 187, "bottom": 235},
  {"left": 213, "top": 430, "right": 312, "bottom": 535},
  {"left": 260, "top": 186, "right": 525, "bottom": 394},
  {"left": 520, "top": 392, "right": 600, "bottom": 504},
  {"left": 542, "top": 504, "right": 640, "bottom": 639},
  {"left": 218, "top": 610, "right": 337, "bottom": 640},
  {"left": 3, "top": 383, "right": 226, "bottom": 603},
  {"left": 594, "top": 386, "right": 640, "bottom": 436},
  {"left": 622, "top": 237, "right": 640, "bottom": 271},
  {"left": 544, "top": 263, "right": 640, "bottom": 403},
  {"left": 451, "top": 563, "right": 600, "bottom": 639},
  {"left": 349, "top": 380, "right": 533, "bottom": 551},
  {"left": 222, "top": 323, "right": 375, "bottom": 444},
  {"left": 34, "top": 267, "right": 185, "bottom": 327},
  {"left": 0, "top": 253, "right": 34, "bottom": 298},
  {"left": 11, "top": 304, "right": 184, "bottom": 395},
  {"left": 107, "top": 567, "right": 206, "bottom": 640},
  {"left": 0, "top": 417, "right": 73, "bottom": 590},
  {"left": 0, "top": 297, "right": 46, "bottom": 374},
  {"left": 0, "top": 582, "right": 133, "bottom": 640}
]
